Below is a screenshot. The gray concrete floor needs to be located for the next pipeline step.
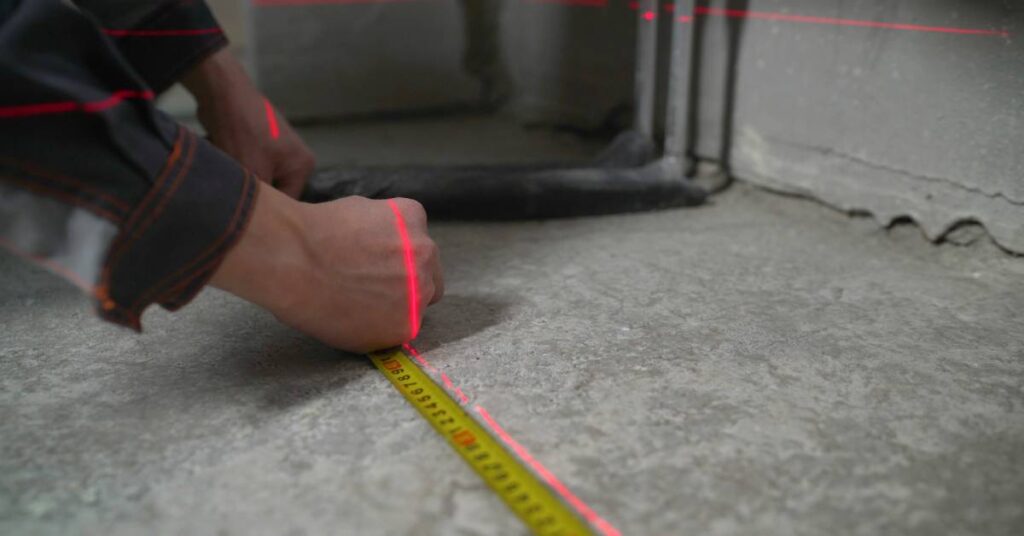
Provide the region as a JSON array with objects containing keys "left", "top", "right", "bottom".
[{"left": 2, "top": 117, "right": 1023, "bottom": 535}]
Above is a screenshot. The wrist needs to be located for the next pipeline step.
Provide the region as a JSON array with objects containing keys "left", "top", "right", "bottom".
[{"left": 210, "top": 182, "right": 313, "bottom": 314}]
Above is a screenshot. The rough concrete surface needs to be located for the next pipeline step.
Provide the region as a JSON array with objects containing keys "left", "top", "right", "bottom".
[
  {"left": 2, "top": 118, "right": 1023, "bottom": 535},
  {"left": 708, "top": 0, "right": 1024, "bottom": 254}
]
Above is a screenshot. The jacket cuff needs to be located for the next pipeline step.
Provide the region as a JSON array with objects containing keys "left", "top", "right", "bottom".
[
  {"left": 97, "top": 127, "right": 257, "bottom": 329},
  {"left": 104, "top": 0, "right": 228, "bottom": 93}
]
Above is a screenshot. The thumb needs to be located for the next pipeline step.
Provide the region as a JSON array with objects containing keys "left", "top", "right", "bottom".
[{"left": 274, "top": 153, "right": 314, "bottom": 199}]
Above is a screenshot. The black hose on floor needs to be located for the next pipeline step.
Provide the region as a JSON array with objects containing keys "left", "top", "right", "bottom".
[{"left": 303, "top": 131, "right": 707, "bottom": 220}]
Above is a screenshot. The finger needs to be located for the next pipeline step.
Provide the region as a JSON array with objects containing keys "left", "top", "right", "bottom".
[
  {"left": 275, "top": 167, "right": 308, "bottom": 199},
  {"left": 276, "top": 174, "right": 303, "bottom": 198},
  {"left": 428, "top": 248, "right": 444, "bottom": 305},
  {"left": 275, "top": 145, "right": 315, "bottom": 199}
]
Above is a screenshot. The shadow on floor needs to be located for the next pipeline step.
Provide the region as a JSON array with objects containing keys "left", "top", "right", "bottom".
[{"left": 414, "top": 293, "right": 513, "bottom": 353}]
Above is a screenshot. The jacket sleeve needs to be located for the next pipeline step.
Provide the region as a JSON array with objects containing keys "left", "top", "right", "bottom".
[
  {"left": 0, "top": 0, "right": 257, "bottom": 329},
  {"left": 73, "top": 0, "right": 229, "bottom": 93}
]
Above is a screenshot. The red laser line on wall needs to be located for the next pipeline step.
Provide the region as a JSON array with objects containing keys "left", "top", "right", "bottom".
[
  {"left": 103, "top": 28, "right": 223, "bottom": 37},
  {"left": 0, "top": 90, "right": 154, "bottom": 119},
  {"left": 387, "top": 199, "right": 420, "bottom": 341},
  {"left": 263, "top": 98, "right": 280, "bottom": 139},
  {"left": 527, "top": 0, "right": 608, "bottom": 7},
  {"left": 689, "top": 6, "right": 1010, "bottom": 37},
  {"left": 252, "top": 0, "right": 432, "bottom": 6}
]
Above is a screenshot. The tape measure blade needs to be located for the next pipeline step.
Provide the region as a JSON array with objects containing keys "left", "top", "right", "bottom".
[{"left": 370, "top": 350, "right": 595, "bottom": 536}]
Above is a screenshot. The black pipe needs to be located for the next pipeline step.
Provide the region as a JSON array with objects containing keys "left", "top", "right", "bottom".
[{"left": 303, "top": 131, "right": 706, "bottom": 219}]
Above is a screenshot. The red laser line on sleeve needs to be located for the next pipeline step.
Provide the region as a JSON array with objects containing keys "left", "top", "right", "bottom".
[{"left": 0, "top": 90, "right": 154, "bottom": 118}]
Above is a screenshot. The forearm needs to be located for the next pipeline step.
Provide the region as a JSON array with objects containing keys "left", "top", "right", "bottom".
[
  {"left": 179, "top": 47, "right": 316, "bottom": 199},
  {"left": 181, "top": 48, "right": 250, "bottom": 105}
]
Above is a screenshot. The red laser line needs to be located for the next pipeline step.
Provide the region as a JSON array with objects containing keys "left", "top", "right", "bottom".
[
  {"left": 527, "top": 0, "right": 608, "bottom": 6},
  {"left": 102, "top": 28, "right": 223, "bottom": 36},
  {"left": 475, "top": 406, "right": 622, "bottom": 536},
  {"left": 387, "top": 199, "right": 420, "bottom": 341},
  {"left": 263, "top": 98, "right": 280, "bottom": 139},
  {"left": 252, "top": 0, "right": 431, "bottom": 6},
  {"left": 401, "top": 343, "right": 617, "bottom": 533},
  {"left": 0, "top": 90, "right": 154, "bottom": 119},
  {"left": 692, "top": 6, "right": 1010, "bottom": 37},
  {"left": 404, "top": 343, "right": 437, "bottom": 372},
  {"left": 404, "top": 343, "right": 469, "bottom": 404}
]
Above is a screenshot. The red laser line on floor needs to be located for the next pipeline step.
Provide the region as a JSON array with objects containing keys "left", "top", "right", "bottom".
[
  {"left": 401, "top": 343, "right": 617, "bottom": 533},
  {"left": 690, "top": 6, "right": 1010, "bottom": 37},
  {"left": 387, "top": 200, "right": 420, "bottom": 341},
  {"left": 263, "top": 98, "right": 280, "bottom": 139},
  {"left": 404, "top": 343, "right": 469, "bottom": 404},
  {"left": 0, "top": 90, "right": 154, "bottom": 119},
  {"left": 475, "top": 406, "right": 622, "bottom": 536},
  {"left": 102, "top": 28, "right": 223, "bottom": 36},
  {"left": 404, "top": 343, "right": 436, "bottom": 372}
]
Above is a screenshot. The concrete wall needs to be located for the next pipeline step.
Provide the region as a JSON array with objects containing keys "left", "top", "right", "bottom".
[
  {"left": 250, "top": 1, "right": 479, "bottom": 118},
  {"left": 249, "top": 0, "right": 1023, "bottom": 253},
  {"left": 248, "top": 0, "right": 636, "bottom": 124},
  {"left": 498, "top": 1, "right": 637, "bottom": 128},
  {"left": 687, "top": 0, "right": 1023, "bottom": 253}
]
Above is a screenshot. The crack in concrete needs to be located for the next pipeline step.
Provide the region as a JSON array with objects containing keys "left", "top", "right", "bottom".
[{"left": 769, "top": 137, "right": 1024, "bottom": 206}]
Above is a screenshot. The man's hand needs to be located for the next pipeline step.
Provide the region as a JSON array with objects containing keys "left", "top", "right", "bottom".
[
  {"left": 211, "top": 183, "right": 444, "bottom": 353},
  {"left": 183, "top": 49, "right": 315, "bottom": 198}
]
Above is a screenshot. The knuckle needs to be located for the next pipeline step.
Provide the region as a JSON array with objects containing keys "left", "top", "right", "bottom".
[
  {"left": 420, "top": 279, "right": 435, "bottom": 300},
  {"left": 396, "top": 198, "right": 427, "bottom": 220},
  {"left": 344, "top": 195, "right": 370, "bottom": 205},
  {"left": 415, "top": 239, "right": 436, "bottom": 259}
]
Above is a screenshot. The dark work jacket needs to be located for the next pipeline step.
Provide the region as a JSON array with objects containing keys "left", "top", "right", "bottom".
[{"left": 0, "top": 0, "right": 257, "bottom": 329}]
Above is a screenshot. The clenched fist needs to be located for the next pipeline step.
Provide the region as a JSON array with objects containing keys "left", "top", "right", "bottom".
[{"left": 212, "top": 184, "right": 444, "bottom": 352}]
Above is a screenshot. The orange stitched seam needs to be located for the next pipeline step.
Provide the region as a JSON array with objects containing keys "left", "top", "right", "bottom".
[
  {"left": 157, "top": 171, "right": 259, "bottom": 307},
  {"left": 131, "top": 169, "right": 254, "bottom": 310},
  {"left": 113, "top": 126, "right": 186, "bottom": 237},
  {"left": 99, "top": 126, "right": 186, "bottom": 299},
  {"left": 1, "top": 174, "right": 123, "bottom": 223},
  {"left": 0, "top": 157, "right": 133, "bottom": 212},
  {"left": 124, "top": 129, "right": 197, "bottom": 247}
]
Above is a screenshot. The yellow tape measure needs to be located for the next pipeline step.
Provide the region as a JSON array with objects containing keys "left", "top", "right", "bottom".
[{"left": 370, "top": 349, "right": 595, "bottom": 536}]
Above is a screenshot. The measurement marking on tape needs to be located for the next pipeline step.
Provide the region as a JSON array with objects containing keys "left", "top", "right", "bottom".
[{"left": 371, "top": 349, "right": 602, "bottom": 536}]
